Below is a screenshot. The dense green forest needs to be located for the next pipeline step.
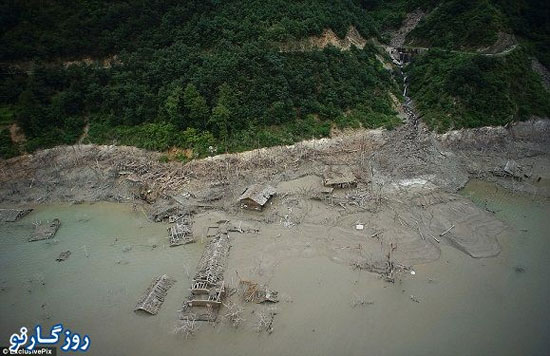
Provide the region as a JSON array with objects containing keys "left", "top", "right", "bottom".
[
  {"left": 406, "top": 0, "right": 550, "bottom": 66},
  {"left": 408, "top": 48, "right": 550, "bottom": 131},
  {"left": 0, "top": 0, "right": 548, "bottom": 158}
]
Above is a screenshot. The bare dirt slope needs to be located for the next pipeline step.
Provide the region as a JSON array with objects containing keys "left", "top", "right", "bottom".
[
  {"left": 279, "top": 26, "right": 367, "bottom": 52},
  {"left": 389, "top": 9, "right": 425, "bottom": 48}
]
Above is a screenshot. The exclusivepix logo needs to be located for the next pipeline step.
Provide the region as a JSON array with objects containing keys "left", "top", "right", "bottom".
[{"left": 9, "top": 324, "right": 90, "bottom": 353}]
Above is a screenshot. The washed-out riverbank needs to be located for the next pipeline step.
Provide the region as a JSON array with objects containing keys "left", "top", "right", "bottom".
[
  {"left": 1, "top": 118, "right": 549, "bottom": 206},
  {"left": 0, "top": 180, "right": 548, "bottom": 355}
]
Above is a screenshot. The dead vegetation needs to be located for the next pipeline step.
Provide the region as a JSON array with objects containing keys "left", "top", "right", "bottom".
[
  {"left": 175, "top": 315, "right": 200, "bottom": 338},
  {"left": 222, "top": 301, "right": 245, "bottom": 328},
  {"left": 238, "top": 280, "right": 279, "bottom": 304}
]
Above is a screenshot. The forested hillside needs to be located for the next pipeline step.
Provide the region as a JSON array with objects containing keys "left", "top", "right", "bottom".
[
  {"left": 408, "top": 49, "right": 550, "bottom": 131},
  {"left": 0, "top": 0, "right": 548, "bottom": 158}
]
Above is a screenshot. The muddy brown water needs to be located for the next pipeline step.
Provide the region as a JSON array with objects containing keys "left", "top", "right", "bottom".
[{"left": 0, "top": 180, "right": 549, "bottom": 356}]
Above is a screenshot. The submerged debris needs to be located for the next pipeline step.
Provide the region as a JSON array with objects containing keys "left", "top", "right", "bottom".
[
  {"left": 351, "top": 295, "right": 374, "bottom": 308},
  {"left": 352, "top": 259, "right": 408, "bottom": 283},
  {"left": 409, "top": 295, "right": 421, "bottom": 303},
  {"left": 239, "top": 280, "right": 279, "bottom": 304},
  {"left": 222, "top": 301, "right": 245, "bottom": 328},
  {"left": 175, "top": 315, "right": 200, "bottom": 338},
  {"left": 29, "top": 218, "right": 61, "bottom": 242},
  {"left": 168, "top": 218, "right": 194, "bottom": 246},
  {"left": 55, "top": 250, "right": 71, "bottom": 262},
  {"left": 0, "top": 208, "right": 32, "bottom": 222},
  {"left": 256, "top": 307, "right": 277, "bottom": 334},
  {"left": 135, "top": 274, "right": 176, "bottom": 315},
  {"left": 180, "top": 228, "right": 231, "bottom": 322}
]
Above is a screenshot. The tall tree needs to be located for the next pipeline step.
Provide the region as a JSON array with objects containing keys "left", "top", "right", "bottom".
[
  {"left": 183, "top": 83, "right": 209, "bottom": 129},
  {"left": 163, "top": 85, "right": 184, "bottom": 125}
]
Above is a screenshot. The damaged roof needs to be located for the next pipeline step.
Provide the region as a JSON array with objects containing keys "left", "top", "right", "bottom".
[
  {"left": 323, "top": 165, "right": 356, "bottom": 186},
  {"left": 238, "top": 184, "right": 276, "bottom": 206}
]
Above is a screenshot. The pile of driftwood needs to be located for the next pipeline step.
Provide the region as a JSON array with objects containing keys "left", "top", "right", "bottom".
[
  {"left": 135, "top": 274, "right": 176, "bottom": 315},
  {"left": 29, "top": 218, "right": 61, "bottom": 242},
  {"left": 114, "top": 158, "right": 189, "bottom": 195}
]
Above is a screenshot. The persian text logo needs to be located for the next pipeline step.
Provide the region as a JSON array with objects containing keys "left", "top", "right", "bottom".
[{"left": 8, "top": 324, "right": 90, "bottom": 353}]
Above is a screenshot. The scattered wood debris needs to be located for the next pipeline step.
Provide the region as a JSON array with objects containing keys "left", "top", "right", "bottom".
[
  {"left": 168, "top": 218, "right": 194, "bottom": 246},
  {"left": 56, "top": 250, "right": 71, "bottom": 262},
  {"left": 29, "top": 218, "right": 61, "bottom": 242},
  {"left": 227, "top": 221, "right": 260, "bottom": 234},
  {"left": 309, "top": 186, "right": 334, "bottom": 201},
  {"left": 135, "top": 274, "right": 176, "bottom": 315},
  {"left": 239, "top": 184, "right": 276, "bottom": 210},
  {"left": 239, "top": 280, "right": 279, "bottom": 303},
  {"left": 352, "top": 260, "right": 409, "bottom": 283},
  {"left": 148, "top": 198, "right": 193, "bottom": 222},
  {"left": 256, "top": 308, "right": 277, "bottom": 334},
  {"left": 0, "top": 208, "right": 32, "bottom": 222},
  {"left": 175, "top": 315, "right": 200, "bottom": 338},
  {"left": 222, "top": 301, "right": 245, "bottom": 328}
]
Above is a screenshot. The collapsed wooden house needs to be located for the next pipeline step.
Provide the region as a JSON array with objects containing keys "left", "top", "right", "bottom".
[
  {"left": 238, "top": 184, "right": 276, "bottom": 211},
  {"left": 168, "top": 218, "right": 194, "bottom": 246},
  {"left": 29, "top": 218, "right": 61, "bottom": 242},
  {"left": 180, "top": 230, "right": 231, "bottom": 321},
  {"left": 135, "top": 274, "right": 176, "bottom": 315},
  {"left": 323, "top": 166, "right": 357, "bottom": 188},
  {"left": 194, "top": 231, "right": 231, "bottom": 285},
  {"left": 0, "top": 208, "right": 32, "bottom": 222},
  {"left": 188, "top": 281, "right": 226, "bottom": 308}
]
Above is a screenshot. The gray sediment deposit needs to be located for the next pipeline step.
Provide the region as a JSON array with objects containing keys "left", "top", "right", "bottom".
[
  {"left": 1, "top": 118, "right": 548, "bottom": 267},
  {"left": 1, "top": 119, "right": 549, "bottom": 354}
]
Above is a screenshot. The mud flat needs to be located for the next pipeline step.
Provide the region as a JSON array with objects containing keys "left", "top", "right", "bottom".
[
  {"left": 0, "top": 180, "right": 549, "bottom": 355},
  {"left": 0, "top": 118, "right": 549, "bottom": 355},
  {"left": 2, "top": 119, "right": 547, "bottom": 264}
]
